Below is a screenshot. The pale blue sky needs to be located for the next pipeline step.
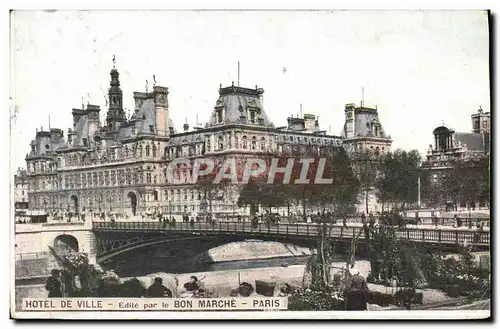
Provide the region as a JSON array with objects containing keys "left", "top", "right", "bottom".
[{"left": 10, "top": 10, "right": 490, "bottom": 169}]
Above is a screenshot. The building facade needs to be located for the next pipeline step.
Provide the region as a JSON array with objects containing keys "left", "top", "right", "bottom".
[
  {"left": 340, "top": 103, "right": 393, "bottom": 213},
  {"left": 14, "top": 168, "right": 29, "bottom": 216},
  {"left": 420, "top": 107, "right": 490, "bottom": 210},
  {"left": 24, "top": 63, "right": 392, "bottom": 218}
]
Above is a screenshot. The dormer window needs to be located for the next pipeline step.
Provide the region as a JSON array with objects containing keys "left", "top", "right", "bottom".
[
  {"left": 249, "top": 110, "right": 256, "bottom": 124},
  {"left": 216, "top": 109, "right": 223, "bottom": 123}
]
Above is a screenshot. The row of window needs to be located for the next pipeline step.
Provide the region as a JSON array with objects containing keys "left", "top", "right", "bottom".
[
  {"left": 30, "top": 170, "right": 159, "bottom": 191},
  {"left": 29, "top": 188, "right": 223, "bottom": 209},
  {"left": 64, "top": 143, "right": 162, "bottom": 167}
]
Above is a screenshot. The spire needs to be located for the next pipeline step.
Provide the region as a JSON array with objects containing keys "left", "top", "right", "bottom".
[
  {"left": 106, "top": 58, "right": 125, "bottom": 129},
  {"left": 153, "top": 75, "right": 157, "bottom": 87},
  {"left": 183, "top": 117, "right": 189, "bottom": 132}
]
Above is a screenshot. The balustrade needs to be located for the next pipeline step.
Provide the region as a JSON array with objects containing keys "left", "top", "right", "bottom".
[{"left": 91, "top": 221, "right": 490, "bottom": 246}]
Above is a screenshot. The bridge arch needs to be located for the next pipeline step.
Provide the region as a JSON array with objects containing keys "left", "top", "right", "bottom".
[
  {"left": 53, "top": 234, "right": 79, "bottom": 252},
  {"left": 96, "top": 235, "right": 244, "bottom": 263}
]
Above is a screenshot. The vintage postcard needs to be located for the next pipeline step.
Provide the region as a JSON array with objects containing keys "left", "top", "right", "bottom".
[{"left": 10, "top": 10, "right": 491, "bottom": 320}]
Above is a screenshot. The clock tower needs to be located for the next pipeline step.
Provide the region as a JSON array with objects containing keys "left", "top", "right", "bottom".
[{"left": 106, "top": 59, "right": 126, "bottom": 131}]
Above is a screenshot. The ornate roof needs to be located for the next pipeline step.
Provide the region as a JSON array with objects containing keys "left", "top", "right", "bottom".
[
  {"left": 206, "top": 85, "right": 274, "bottom": 128},
  {"left": 341, "top": 106, "right": 390, "bottom": 139},
  {"left": 454, "top": 132, "right": 486, "bottom": 152}
]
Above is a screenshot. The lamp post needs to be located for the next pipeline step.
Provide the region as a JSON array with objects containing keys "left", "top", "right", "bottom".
[
  {"left": 169, "top": 201, "right": 172, "bottom": 220},
  {"left": 468, "top": 200, "right": 473, "bottom": 229},
  {"left": 417, "top": 175, "right": 421, "bottom": 209}
]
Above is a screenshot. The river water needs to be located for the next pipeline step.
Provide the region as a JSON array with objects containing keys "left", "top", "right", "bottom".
[
  {"left": 103, "top": 248, "right": 314, "bottom": 277},
  {"left": 101, "top": 243, "right": 352, "bottom": 278}
]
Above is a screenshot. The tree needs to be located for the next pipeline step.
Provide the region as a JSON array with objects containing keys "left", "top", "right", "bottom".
[
  {"left": 374, "top": 149, "right": 421, "bottom": 211},
  {"left": 442, "top": 155, "right": 490, "bottom": 209},
  {"left": 350, "top": 150, "right": 379, "bottom": 213},
  {"left": 419, "top": 168, "right": 446, "bottom": 209}
]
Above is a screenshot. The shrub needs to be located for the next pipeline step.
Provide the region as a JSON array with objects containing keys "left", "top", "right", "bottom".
[{"left": 288, "top": 286, "right": 345, "bottom": 311}]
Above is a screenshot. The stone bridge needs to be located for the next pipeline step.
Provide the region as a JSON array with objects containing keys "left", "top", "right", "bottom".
[
  {"left": 15, "top": 220, "right": 490, "bottom": 267},
  {"left": 91, "top": 221, "right": 490, "bottom": 263}
]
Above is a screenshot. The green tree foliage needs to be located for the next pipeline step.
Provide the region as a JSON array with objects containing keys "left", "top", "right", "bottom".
[
  {"left": 419, "top": 168, "right": 446, "bottom": 209},
  {"left": 374, "top": 149, "right": 421, "bottom": 210},
  {"left": 366, "top": 227, "right": 426, "bottom": 288},
  {"left": 420, "top": 154, "right": 490, "bottom": 209},
  {"left": 442, "top": 155, "right": 490, "bottom": 208},
  {"left": 351, "top": 150, "right": 379, "bottom": 213},
  {"left": 237, "top": 146, "right": 360, "bottom": 218}
]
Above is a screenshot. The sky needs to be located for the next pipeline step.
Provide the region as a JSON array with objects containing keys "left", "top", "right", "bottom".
[{"left": 10, "top": 10, "right": 490, "bottom": 170}]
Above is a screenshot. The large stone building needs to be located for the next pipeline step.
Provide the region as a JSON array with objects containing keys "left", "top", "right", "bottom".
[
  {"left": 340, "top": 102, "right": 393, "bottom": 213},
  {"left": 14, "top": 168, "right": 29, "bottom": 216},
  {"left": 420, "top": 106, "right": 490, "bottom": 210},
  {"left": 24, "top": 62, "right": 391, "bottom": 218}
]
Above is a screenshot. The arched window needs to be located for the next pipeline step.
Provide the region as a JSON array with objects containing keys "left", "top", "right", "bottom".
[
  {"left": 153, "top": 190, "right": 158, "bottom": 201},
  {"left": 218, "top": 136, "right": 224, "bottom": 150},
  {"left": 251, "top": 137, "right": 257, "bottom": 150},
  {"left": 152, "top": 144, "right": 157, "bottom": 157},
  {"left": 145, "top": 145, "right": 150, "bottom": 157},
  {"left": 242, "top": 136, "right": 248, "bottom": 149},
  {"left": 260, "top": 137, "right": 266, "bottom": 151}
]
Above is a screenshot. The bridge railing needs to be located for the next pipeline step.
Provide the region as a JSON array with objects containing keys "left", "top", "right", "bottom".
[
  {"left": 15, "top": 251, "right": 50, "bottom": 261},
  {"left": 92, "top": 221, "right": 490, "bottom": 246}
]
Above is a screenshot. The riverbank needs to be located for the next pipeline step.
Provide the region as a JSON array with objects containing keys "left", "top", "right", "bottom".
[
  {"left": 203, "top": 240, "right": 314, "bottom": 263},
  {"left": 14, "top": 260, "right": 489, "bottom": 312}
]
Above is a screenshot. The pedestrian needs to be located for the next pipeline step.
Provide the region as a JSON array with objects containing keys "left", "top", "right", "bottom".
[
  {"left": 368, "top": 211, "right": 375, "bottom": 228},
  {"left": 147, "top": 277, "right": 172, "bottom": 297},
  {"left": 45, "top": 269, "right": 62, "bottom": 297},
  {"left": 361, "top": 212, "right": 366, "bottom": 225},
  {"left": 432, "top": 213, "right": 438, "bottom": 228},
  {"left": 345, "top": 269, "right": 369, "bottom": 310},
  {"left": 342, "top": 217, "right": 348, "bottom": 229},
  {"left": 183, "top": 276, "right": 200, "bottom": 292}
]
